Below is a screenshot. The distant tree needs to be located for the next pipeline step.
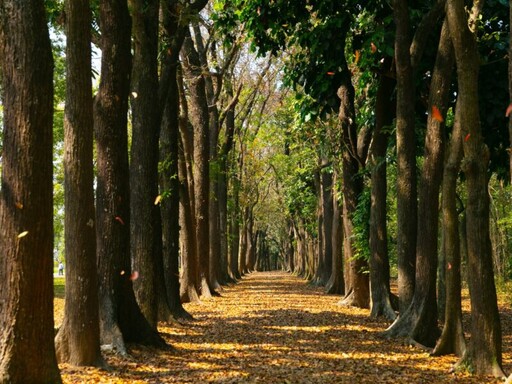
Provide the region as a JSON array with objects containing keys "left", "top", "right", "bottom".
[
  {"left": 55, "top": 0, "right": 104, "bottom": 366},
  {"left": 0, "top": 0, "right": 61, "bottom": 380}
]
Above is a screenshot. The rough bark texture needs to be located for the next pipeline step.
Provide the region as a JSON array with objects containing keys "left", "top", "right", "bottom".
[
  {"left": 337, "top": 77, "right": 369, "bottom": 309},
  {"left": 0, "top": 0, "right": 61, "bottom": 380},
  {"left": 181, "top": 31, "right": 213, "bottom": 298},
  {"left": 94, "top": 0, "right": 166, "bottom": 352},
  {"left": 160, "top": 2, "right": 191, "bottom": 320},
  {"left": 393, "top": 0, "right": 417, "bottom": 313},
  {"left": 129, "top": 0, "right": 162, "bottom": 327},
  {"left": 369, "top": 58, "right": 396, "bottom": 320},
  {"left": 509, "top": 0, "right": 512, "bottom": 185},
  {"left": 447, "top": 0, "right": 505, "bottom": 377},
  {"left": 55, "top": 0, "right": 103, "bottom": 366},
  {"left": 325, "top": 180, "right": 344, "bottom": 295},
  {"left": 385, "top": 17, "right": 453, "bottom": 347},
  {"left": 432, "top": 86, "right": 466, "bottom": 358}
]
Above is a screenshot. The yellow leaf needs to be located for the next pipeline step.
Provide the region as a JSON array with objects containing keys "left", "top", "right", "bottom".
[
  {"left": 17, "top": 231, "right": 29, "bottom": 238},
  {"left": 154, "top": 195, "right": 162, "bottom": 205}
]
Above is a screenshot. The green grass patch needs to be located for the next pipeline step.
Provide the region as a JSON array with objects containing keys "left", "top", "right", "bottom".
[{"left": 54, "top": 276, "right": 65, "bottom": 298}]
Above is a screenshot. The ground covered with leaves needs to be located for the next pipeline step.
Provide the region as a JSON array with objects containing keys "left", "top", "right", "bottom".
[{"left": 56, "top": 271, "right": 512, "bottom": 383}]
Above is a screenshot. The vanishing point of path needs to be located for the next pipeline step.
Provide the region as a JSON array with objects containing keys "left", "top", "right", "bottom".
[{"left": 60, "top": 271, "right": 510, "bottom": 383}]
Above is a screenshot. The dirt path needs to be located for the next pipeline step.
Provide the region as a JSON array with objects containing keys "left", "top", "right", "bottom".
[{"left": 60, "top": 271, "right": 509, "bottom": 383}]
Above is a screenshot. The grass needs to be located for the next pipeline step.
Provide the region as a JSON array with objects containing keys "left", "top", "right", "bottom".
[{"left": 54, "top": 276, "right": 65, "bottom": 299}]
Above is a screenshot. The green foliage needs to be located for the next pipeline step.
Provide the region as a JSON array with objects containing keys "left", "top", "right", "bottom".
[{"left": 53, "top": 276, "right": 65, "bottom": 298}]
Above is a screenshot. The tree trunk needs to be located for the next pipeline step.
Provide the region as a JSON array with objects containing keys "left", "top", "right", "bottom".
[
  {"left": 325, "top": 180, "right": 344, "bottom": 295},
  {"left": 447, "top": 0, "right": 505, "bottom": 377},
  {"left": 369, "top": 57, "right": 396, "bottom": 320},
  {"left": 393, "top": 0, "right": 417, "bottom": 313},
  {"left": 0, "top": 0, "right": 61, "bottom": 380},
  {"left": 432, "top": 84, "right": 466, "bottom": 358},
  {"left": 385, "top": 18, "right": 453, "bottom": 347},
  {"left": 181, "top": 31, "right": 213, "bottom": 298},
  {"left": 129, "top": 0, "right": 162, "bottom": 328},
  {"left": 55, "top": 0, "right": 104, "bottom": 366},
  {"left": 159, "top": 10, "right": 192, "bottom": 319},
  {"left": 94, "top": 0, "right": 166, "bottom": 353},
  {"left": 337, "top": 76, "right": 369, "bottom": 309}
]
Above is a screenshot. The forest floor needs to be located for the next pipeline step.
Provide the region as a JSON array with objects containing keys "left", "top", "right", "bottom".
[{"left": 55, "top": 271, "right": 512, "bottom": 383}]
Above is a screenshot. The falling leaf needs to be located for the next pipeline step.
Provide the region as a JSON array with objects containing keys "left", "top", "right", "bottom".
[
  {"left": 131, "top": 92, "right": 138, "bottom": 99},
  {"left": 115, "top": 216, "right": 125, "bottom": 225},
  {"left": 154, "top": 195, "right": 162, "bottom": 205},
  {"left": 370, "top": 42, "right": 377, "bottom": 53},
  {"left": 17, "top": 231, "right": 29, "bottom": 239},
  {"left": 506, "top": 103, "right": 512, "bottom": 117},
  {"left": 15, "top": 202, "right": 23, "bottom": 209},
  {"left": 464, "top": 133, "right": 471, "bottom": 142},
  {"left": 130, "top": 271, "right": 139, "bottom": 281},
  {"left": 354, "top": 50, "right": 361, "bottom": 64},
  {"left": 326, "top": 71, "right": 335, "bottom": 76},
  {"left": 431, "top": 106, "right": 444, "bottom": 122}
]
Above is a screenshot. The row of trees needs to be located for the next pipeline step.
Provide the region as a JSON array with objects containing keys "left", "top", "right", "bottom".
[{"left": 1, "top": 0, "right": 512, "bottom": 381}]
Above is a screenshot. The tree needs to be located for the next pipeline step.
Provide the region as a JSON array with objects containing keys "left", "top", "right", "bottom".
[
  {"left": 0, "top": 0, "right": 61, "bottom": 379},
  {"left": 94, "top": 0, "right": 165, "bottom": 353},
  {"left": 181, "top": 29, "right": 214, "bottom": 297},
  {"left": 129, "top": 0, "right": 162, "bottom": 327},
  {"left": 55, "top": 0, "right": 104, "bottom": 366},
  {"left": 446, "top": 0, "right": 505, "bottom": 376}
]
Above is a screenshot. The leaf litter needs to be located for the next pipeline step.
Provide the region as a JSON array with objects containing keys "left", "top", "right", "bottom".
[{"left": 56, "top": 271, "right": 512, "bottom": 383}]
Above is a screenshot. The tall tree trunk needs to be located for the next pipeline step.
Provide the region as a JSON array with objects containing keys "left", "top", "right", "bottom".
[
  {"left": 0, "top": 0, "right": 61, "bottom": 380},
  {"left": 325, "top": 179, "right": 344, "bottom": 295},
  {"left": 159, "top": 5, "right": 191, "bottom": 319},
  {"left": 55, "top": 0, "right": 103, "bottom": 366},
  {"left": 369, "top": 57, "right": 396, "bottom": 320},
  {"left": 337, "top": 75, "right": 369, "bottom": 309},
  {"left": 393, "top": 0, "right": 417, "bottom": 313},
  {"left": 385, "top": 18, "right": 453, "bottom": 347},
  {"left": 94, "top": 0, "right": 165, "bottom": 353},
  {"left": 447, "top": 0, "right": 505, "bottom": 377},
  {"left": 129, "top": 0, "right": 162, "bottom": 327},
  {"left": 432, "top": 84, "right": 466, "bottom": 358},
  {"left": 181, "top": 31, "right": 213, "bottom": 298}
]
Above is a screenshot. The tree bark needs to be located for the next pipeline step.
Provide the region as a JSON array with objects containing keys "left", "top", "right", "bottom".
[
  {"left": 0, "top": 0, "right": 61, "bottom": 380},
  {"left": 181, "top": 30, "right": 213, "bottom": 298},
  {"left": 159, "top": 12, "right": 192, "bottom": 319},
  {"left": 432, "top": 81, "right": 466, "bottom": 358},
  {"left": 447, "top": 0, "right": 505, "bottom": 377},
  {"left": 325, "top": 179, "right": 344, "bottom": 295},
  {"left": 393, "top": 0, "right": 417, "bottom": 313},
  {"left": 385, "top": 17, "right": 453, "bottom": 347},
  {"left": 55, "top": 0, "right": 104, "bottom": 366},
  {"left": 369, "top": 57, "right": 396, "bottom": 320},
  {"left": 337, "top": 75, "right": 369, "bottom": 309},
  {"left": 129, "top": 0, "right": 162, "bottom": 327},
  {"left": 94, "top": 0, "right": 166, "bottom": 353}
]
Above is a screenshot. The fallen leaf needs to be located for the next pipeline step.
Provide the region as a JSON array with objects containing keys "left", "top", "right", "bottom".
[
  {"left": 17, "top": 231, "right": 29, "bottom": 238},
  {"left": 370, "top": 42, "right": 377, "bottom": 53},
  {"left": 431, "top": 106, "right": 444, "bottom": 122},
  {"left": 354, "top": 50, "right": 361, "bottom": 64},
  {"left": 120, "top": 270, "right": 125, "bottom": 275},
  {"left": 130, "top": 271, "right": 139, "bottom": 281},
  {"left": 15, "top": 202, "right": 23, "bottom": 209},
  {"left": 326, "top": 71, "right": 335, "bottom": 76},
  {"left": 506, "top": 103, "right": 512, "bottom": 117},
  {"left": 464, "top": 133, "right": 471, "bottom": 142},
  {"left": 154, "top": 195, "right": 162, "bottom": 205},
  {"left": 115, "top": 216, "right": 125, "bottom": 225}
]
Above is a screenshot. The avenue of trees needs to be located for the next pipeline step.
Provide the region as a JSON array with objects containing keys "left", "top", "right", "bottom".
[{"left": 1, "top": 0, "right": 512, "bottom": 381}]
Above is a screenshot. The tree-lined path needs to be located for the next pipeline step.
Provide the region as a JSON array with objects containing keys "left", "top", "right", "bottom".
[{"left": 57, "top": 271, "right": 511, "bottom": 383}]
